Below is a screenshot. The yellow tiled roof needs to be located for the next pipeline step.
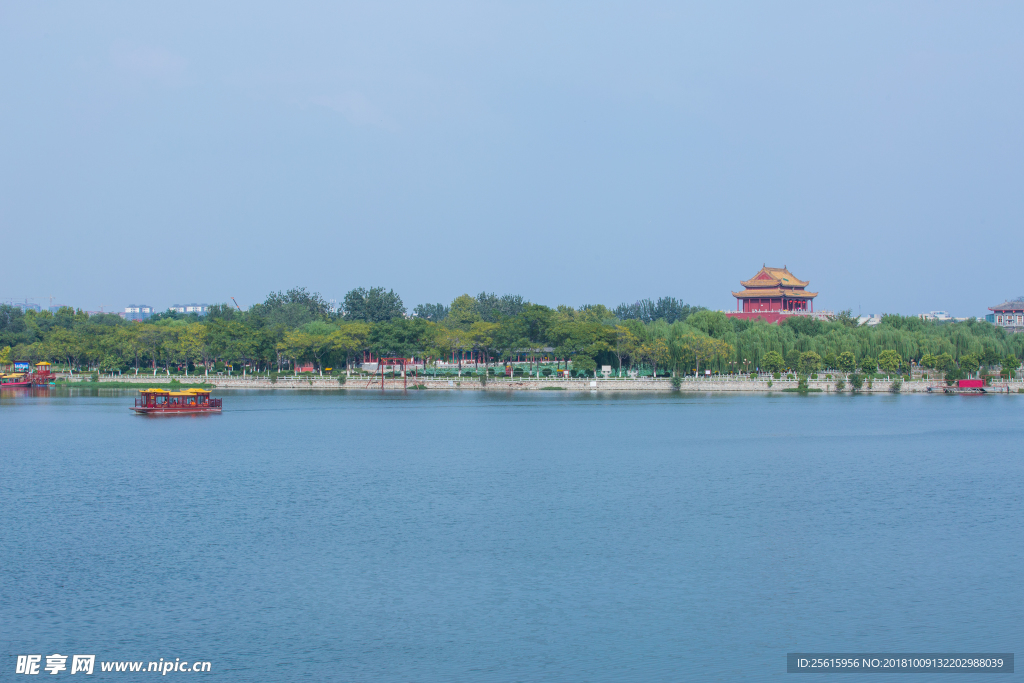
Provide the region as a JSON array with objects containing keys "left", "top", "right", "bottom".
[{"left": 739, "top": 265, "right": 810, "bottom": 289}]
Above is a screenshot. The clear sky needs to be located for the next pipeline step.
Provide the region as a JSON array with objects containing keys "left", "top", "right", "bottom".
[{"left": 1, "top": 2, "right": 1021, "bottom": 317}]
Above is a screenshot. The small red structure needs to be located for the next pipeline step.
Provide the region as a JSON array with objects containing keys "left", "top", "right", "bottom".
[
  {"left": 727, "top": 265, "right": 818, "bottom": 323},
  {"left": 132, "top": 388, "right": 222, "bottom": 414},
  {"left": 958, "top": 379, "right": 984, "bottom": 388},
  {"left": 30, "top": 362, "right": 56, "bottom": 385}
]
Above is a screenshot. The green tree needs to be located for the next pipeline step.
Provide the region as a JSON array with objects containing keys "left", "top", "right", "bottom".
[
  {"left": 46, "top": 327, "right": 84, "bottom": 374},
  {"left": 785, "top": 348, "right": 801, "bottom": 371},
  {"left": 178, "top": 323, "right": 207, "bottom": 376},
  {"left": 761, "top": 350, "right": 785, "bottom": 374},
  {"left": 333, "top": 322, "right": 371, "bottom": 371},
  {"left": 113, "top": 326, "right": 144, "bottom": 375},
  {"left": 446, "top": 294, "right": 481, "bottom": 329},
  {"left": 342, "top": 287, "right": 405, "bottom": 322},
  {"left": 958, "top": 353, "right": 980, "bottom": 377},
  {"left": 468, "top": 321, "right": 498, "bottom": 370},
  {"left": 642, "top": 337, "right": 672, "bottom": 376},
  {"left": 837, "top": 351, "right": 856, "bottom": 373},
  {"left": 860, "top": 356, "right": 876, "bottom": 374},
  {"left": 613, "top": 325, "right": 638, "bottom": 376},
  {"left": 877, "top": 349, "right": 901, "bottom": 376},
  {"left": 798, "top": 350, "right": 821, "bottom": 375},
  {"left": 830, "top": 309, "right": 860, "bottom": 328},
  {"left": 680, "top": 334, "right": 731, "bottom": 377},
  {"left": 933, "top": 352, "right": 955, "bottom": 372},
  {"left": 1004, "top": 354, "right": 1019, "bottom": 378},
  {"left": 571, "top": 354, "right": 597, "bottom": 377}
]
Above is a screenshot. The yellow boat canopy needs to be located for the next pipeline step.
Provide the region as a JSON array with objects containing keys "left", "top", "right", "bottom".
[{"left": 139, "top": 387, "right": 211, "bottom": 395}]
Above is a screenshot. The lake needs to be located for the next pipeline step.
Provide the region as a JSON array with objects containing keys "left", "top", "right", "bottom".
[{"left": 1, "top": 389, "right": 1020, "bottom": 681}]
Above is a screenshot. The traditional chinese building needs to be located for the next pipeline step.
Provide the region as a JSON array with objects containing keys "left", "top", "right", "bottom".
[
  {"left": 986, "top": 299, "right": 1024, "bottom": 333},
  {"left": 727, "top": 265, "right": 818, "bottom": 323}
]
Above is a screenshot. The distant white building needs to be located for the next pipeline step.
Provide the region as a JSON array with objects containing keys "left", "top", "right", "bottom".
[
  {"left": 170, "top": 303, "right": 210, "bottom": 315},
  {"left": 857, "top": 314, "right": 882, "bottom": 327},
  {"left": 124, "top": 304, "right": 154, "bottom": 321},
  {"left": 918, "top": 310, "right": 952, "bottom": 321}
]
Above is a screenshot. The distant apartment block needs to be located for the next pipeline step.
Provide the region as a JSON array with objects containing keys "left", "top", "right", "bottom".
[
  {"left": 986, "top": 299, "right": 1024, "bottom": 332},
  {"left": 124, "top": 304, "right": 154, "bottom": 321},
  {"left": 3, "top": 300, "right": 41, "bottom": 312},
  {"left": 170, "top": 303, "right": 210, "bottom": 315},
  {"left": 917, "top": 311, "right": 952, "bottom": 321}
]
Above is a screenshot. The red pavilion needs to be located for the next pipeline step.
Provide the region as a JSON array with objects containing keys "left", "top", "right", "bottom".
[{"left": 727, "top": 265, "right": 818, "bottom": 323}]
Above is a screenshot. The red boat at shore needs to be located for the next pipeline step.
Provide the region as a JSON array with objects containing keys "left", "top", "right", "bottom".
[
  {"left": 131, "top": 388, "right": 222, "bottom": 414},
  {"left": 1, "top": 373, "right": 33, "bottom": 388}
]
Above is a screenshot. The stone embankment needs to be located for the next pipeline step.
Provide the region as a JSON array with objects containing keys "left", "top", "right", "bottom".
[{"left": 84, "top": 374, "right": 1024, "bottom": 393}]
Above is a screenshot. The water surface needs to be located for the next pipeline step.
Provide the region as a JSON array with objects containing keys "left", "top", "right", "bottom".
[{"left": 2, "top": 389, "right": 1020, "bottom": 681}]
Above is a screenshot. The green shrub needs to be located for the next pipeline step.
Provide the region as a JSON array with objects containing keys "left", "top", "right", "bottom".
[
  {"left": 810, "top": 373, "right": 818, "bottom": 380},
  {"left": 767, "top": 380, "right": 773, "bottom": 388},
  {"left": 890, "top": 377, "right": 902, "bottom": 393},
  {"left": 671, "top": 376, "right": 682, "bottom": 390},
  {"left": 337, "top": 375, "right": 346, "bottom": 385},
  {"left": 835, "top": 377, "right": 845, "bottom": 391},
  {"left": 849, "top": 373, "right": 863, "bottom": 391},
  {"left": 270, "top": 372, "right": 278, "bottom": 383},
  {"left": 786, "top": 373, "right": 794, "bottom": 380},
  {"left": 772, "top": 372, "right": 781, "bottom": 380},
  {"left": 541, "top": 367, "right": 553, "bottom": 377}
]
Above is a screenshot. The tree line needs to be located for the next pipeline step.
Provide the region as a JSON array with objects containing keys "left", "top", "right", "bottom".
[{"left": 0, "top": 288, "right": 1020, "bottom": 379}]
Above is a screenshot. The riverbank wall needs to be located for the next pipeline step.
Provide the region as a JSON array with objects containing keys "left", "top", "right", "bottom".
[{"left": 73, "top": 374, "right": 1024, "bottom": 394}]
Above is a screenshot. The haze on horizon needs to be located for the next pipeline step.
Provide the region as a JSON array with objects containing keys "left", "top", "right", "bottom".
[{"left": 1, "top": 1, "right": 1021, "bottom": 318}]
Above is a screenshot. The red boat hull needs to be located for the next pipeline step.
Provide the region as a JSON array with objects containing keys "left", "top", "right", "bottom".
[
  {"left": 1, "top": 381, "right": 33, "bottom": 388},
  {"left": 131, "top": 406, "right": 222, "bottom": 414}
]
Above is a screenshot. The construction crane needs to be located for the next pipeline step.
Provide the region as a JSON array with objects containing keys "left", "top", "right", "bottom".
[{"left": 231, "top": 297, "right": 242, "bottom": 311}]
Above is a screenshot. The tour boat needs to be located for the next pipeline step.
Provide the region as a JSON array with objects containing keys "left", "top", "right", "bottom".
[
  {"left": 0, "top": 373, "right": 33, "bottom": 388},
  {"left": 131, "top": 387, "right": 222, "bottom": 414}
]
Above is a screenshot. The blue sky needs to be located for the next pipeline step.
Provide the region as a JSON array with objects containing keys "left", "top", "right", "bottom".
[{"left": 1, "top": 1, "right": 1021, "bottom": 317}]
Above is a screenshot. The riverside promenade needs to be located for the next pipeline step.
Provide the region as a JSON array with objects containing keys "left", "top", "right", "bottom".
[{"left": 76, "top": 374, "right": 1024, "bottom": 394}]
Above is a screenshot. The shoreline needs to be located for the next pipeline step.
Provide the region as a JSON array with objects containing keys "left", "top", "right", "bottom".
[{"left": 56, "top": 375, "right": 1024, "bottom": 394}]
